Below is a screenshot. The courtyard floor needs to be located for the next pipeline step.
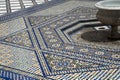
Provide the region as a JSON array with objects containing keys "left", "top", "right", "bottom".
[{"left": 0, "top": 0, "right": 120, "bottom": 80}]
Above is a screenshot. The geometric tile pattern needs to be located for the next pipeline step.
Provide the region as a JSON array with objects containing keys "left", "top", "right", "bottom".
[
  {"left": 61, "top": 20, "right": 120, "bottom": 49},
  {"left": 0, "top": 44, "right": 42, "bottom": 75},
  {"left": 70, "top": 24, "right": 120, "bottom": 49},
  {"left": 28, "top": 15, "right": 57, "bottom": 26},
  {"left": 0, "top": 18, "right": 26, "bottom": 38},
  {"left": 0, "top": 0, "right": 66, "bottom": 22},
  {"left": 31, "top": 6, "right": 120, "bottom": 78},
  {"left": 0, "top": 0, "right": 120, "bottom": 80},
  {"left": 0, "top": 0, "right": 52, "bottom": 16},
  {"left": 66, "top": 6, "right": 98, "bottom": 16},
  {"left": 0, "top": 69, "right": 38, "bottom": 80},
  {"left": 43, "top": 52, "right": 111, "bottom": 74},
  {"left": 2, "top": 31, "right": 33, "bottom": 48},
  {"left": 49, "top": 68, "right": 120, "bottom": 80}
]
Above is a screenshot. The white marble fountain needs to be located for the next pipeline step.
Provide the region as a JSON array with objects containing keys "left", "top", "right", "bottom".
[{"left": 95, "top": 0, "right": 120, "bottom": 40}]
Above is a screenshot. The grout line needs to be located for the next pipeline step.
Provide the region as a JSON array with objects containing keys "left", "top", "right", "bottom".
[
  {"left": 6, "top": 0, "right": 11, "bottom": 13},
  {"left": 18, "top": 0, "right": 25, "bottom": 9},
  {"left": 31, "top": 0, "right": 38, "bottom": 5}
]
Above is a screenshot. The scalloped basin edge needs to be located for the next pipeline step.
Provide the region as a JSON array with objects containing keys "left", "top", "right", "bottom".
[{"left": 95, "top": 0, "right": 120, "bottom": 10}]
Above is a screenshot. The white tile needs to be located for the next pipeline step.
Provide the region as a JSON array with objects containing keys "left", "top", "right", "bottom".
[
  {"left": 10, "top": 0, "right": 19, "bottom": 1},
  {"left": 0, "top": 13, "right": 3, "bottom": 14},
  {"left": 0, "top": 2, "right": 6, "bottom": 4},
  {"left": 11, "top": 9, "right": 20, "bottom": 12},
  {"left": 0, "top": 7, "right": 6, "bottom": 9},
  {"left": 10, "top": 4, "right": 20, "bottom": 6},
  {"left": 10, "top": 2, "right": 20, "bottom": 4},
  {"left": 94, "top": 26, "right": 110, "bottom": 31},
  {"left": 0, "top": 5, "right": 6, "bottom": 7},
  {"left": 0, "top": 10, "right": 7, "bottom": 13},
  {"left": 25, "top": 5, "right": 33, "bottom": 8},
  {"left": 36, "top": 0, "right": 44, "bottom": 4},
  {"left": 11, "top": 7, "right": 21, "bottom": 9}
]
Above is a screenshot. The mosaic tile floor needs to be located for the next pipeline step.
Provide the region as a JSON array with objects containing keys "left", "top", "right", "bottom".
[
  {"left": 0, "top": 0, "right": 52, "bottom": 16},
  {"left": 0, "top": 0, "right": 120, "bottom": 80}
]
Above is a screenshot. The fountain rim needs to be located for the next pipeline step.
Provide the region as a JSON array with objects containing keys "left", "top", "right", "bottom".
[{"left": 95, "top": 0, "right": 120, "bottom": 10}]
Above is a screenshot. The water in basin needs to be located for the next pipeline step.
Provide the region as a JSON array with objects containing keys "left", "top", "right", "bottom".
[{"left": 102, "top": 1, "right": 120, "bottom": 7}]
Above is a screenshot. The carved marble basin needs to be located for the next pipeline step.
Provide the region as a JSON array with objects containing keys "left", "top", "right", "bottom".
[
  {"left": 95, "top": 0, "right": 120, "bottom": 39},
  {"left": 95, "top": 0, "right": 120, "bottom": 10}
]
